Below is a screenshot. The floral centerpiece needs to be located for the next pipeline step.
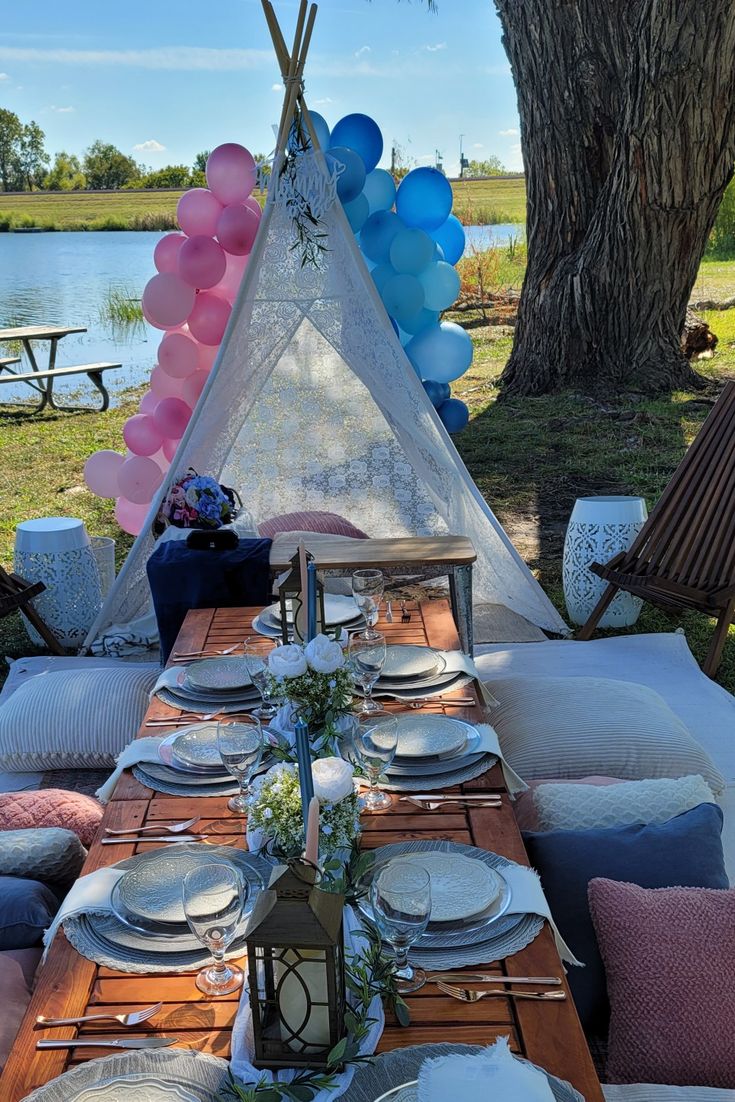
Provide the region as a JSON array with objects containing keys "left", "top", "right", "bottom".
[
  {"left": 154, "top": 467, "right": 239, "bottom": 534},
  {"left": 267, "top": 633, "right": 354, "bottom": 734},
  {"left": 246, "top": 757, "right": 360, "bottom": 863}
]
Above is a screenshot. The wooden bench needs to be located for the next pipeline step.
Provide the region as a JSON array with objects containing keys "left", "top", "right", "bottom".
[{"left": 0, "top": 361, "right": 123, "bottom": 412}]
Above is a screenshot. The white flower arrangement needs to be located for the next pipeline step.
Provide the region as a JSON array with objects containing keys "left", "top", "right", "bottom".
[
  {"left": 266, "top": 633, "right": 354, "bottom": 730},
  {"left": 247, "top": 758, "right": 361, "bottom": 859}
]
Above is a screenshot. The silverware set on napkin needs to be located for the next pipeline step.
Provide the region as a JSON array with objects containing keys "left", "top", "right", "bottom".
[{"left": 35, "top": 1001, "right": 180, "bottom": 1050}]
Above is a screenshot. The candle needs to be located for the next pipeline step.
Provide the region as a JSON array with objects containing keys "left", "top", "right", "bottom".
[
  {"left": 304, "top": 795, "right": 320, "bottom": 866},
  {"left": 307, "top": 560, "right": 317, "bottom": 642},
  {"left": 294, "top": 541, "right": 309, "bottom": 643},
  {"left": 294, "top": 718, "right": 314, "bottom": 832},
  {"left": 276, "top": 949, "right": 331, "bottom": 1050}
]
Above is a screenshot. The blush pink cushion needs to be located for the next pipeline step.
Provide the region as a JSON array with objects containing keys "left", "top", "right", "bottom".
[
  {"left": 0, "top": 949, "right": 39, "bottom": 1071},
  {"left": 0, "top": 790, "right": 103, "bottom": 848},
  {"left": 258, "top": 511, "right": 369, "bottom": 539},
  {"left": 588, "top": 878, "right": 735, "bottom": 1086},
  {"left": 513, "top": 776, "right": 623, "bottom": 832}
]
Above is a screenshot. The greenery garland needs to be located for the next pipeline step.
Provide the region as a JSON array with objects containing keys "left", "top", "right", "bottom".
[{"left": 278, "top": 103, "right": 330, "bottom": 270}]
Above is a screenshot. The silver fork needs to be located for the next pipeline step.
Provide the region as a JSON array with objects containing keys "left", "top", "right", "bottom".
[
  {"left": 403, "top": 797, "right": 501, "bottom": 811},
  {"left": 438, "top": 981, "right": 566, "bottom": 1003},
  {"left": 105, "top": 816, "right": 200, "bottom": 837},
  {"left": 35, "top": 1001, "right": 163, "bottom": 1030},
  {"left": 172, "top": 642, "right": 243, "bottom": 659}
]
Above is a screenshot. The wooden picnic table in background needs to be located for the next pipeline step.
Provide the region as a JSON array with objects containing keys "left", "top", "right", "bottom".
[{"left": 0, "top": 324, "right": 122, "bottom": 412}]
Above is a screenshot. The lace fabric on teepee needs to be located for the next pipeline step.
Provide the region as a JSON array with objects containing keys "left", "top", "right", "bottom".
[{"left": 85, "top": 166, "right": 567, "bottom": 648}]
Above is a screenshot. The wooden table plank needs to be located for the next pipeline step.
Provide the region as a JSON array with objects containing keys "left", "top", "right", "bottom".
[
  {"left": 270, "top": 536, "right": 477, "bottom": 570},
  {"left": 0, "top": 325, "right": 87, "bottom": 341}
]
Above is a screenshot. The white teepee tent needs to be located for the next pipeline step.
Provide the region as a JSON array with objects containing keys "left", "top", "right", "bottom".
[{"left": 84, "top": 1, "right": 567, "bottom": 649}]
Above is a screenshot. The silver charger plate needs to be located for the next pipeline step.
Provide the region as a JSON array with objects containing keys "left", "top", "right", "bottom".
[
  {"left": 380, "top": 751, "right": 497, "bottom": 792},
  {"left": 176, "top": 671, "right": 261, "bottom": 702},
  {"left": 270, "top": 593, "right": 361, "bottom": 626},
  {"left": 185, "top": 657, "right": 253, "bottom": 691},
  {"left": 380, "top": 645, "right": 446, "bottom": 681},
  {"left": 370, "top": 672, "right": 474, "bottom": 700},
  {"left": 136, "top": 761, "right": 235, "bottom": 787},
  {"left": 19, "top": 1050, "right": 232, "bottom": 1102},
  {"left": 156, "top": 685, "right": 260, "bottom": 713},
  {"left": 158, "top": 730, "right": 227, "bottom": 776},
  {"left": 386, "top": 751, "right": 485, "bottom": 778},
  {"left": 132, "top": 765, "right": 240, "bottom": 797}
]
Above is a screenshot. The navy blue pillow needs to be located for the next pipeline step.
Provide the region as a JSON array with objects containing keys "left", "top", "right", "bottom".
[
  {"left": 523, "top": 802, "right": 728, "bottom": 1032},
  {"left": 0, "top": 875, "right": 59, "bottom": 950}
]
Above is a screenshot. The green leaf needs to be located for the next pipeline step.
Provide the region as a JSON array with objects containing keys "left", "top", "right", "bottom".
[
  {"left": 327, "top": 1036, "right": 349, "bottom": 1066},
  {"left": 394, "top": 997, "right": 411, "bottom": 1027}
]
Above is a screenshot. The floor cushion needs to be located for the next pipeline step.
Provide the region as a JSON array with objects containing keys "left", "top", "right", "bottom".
[
  {"left": 258, "top": 511, "right": 369, "bottom": 539},
  {"left": 0, "top": 828, "right": 86, "bottom": 887},
  {"left": 0, "top": 948, "right": 40, "bottom": 1071},
  {"left": 523, "top": 802, "right": 729, "bottom": 1031},
  {"left": 534, "top": 775, "right": 715, "bottom": 832},
  {"left": 0, "top": 665, "right": 158, "bottom": 772},
  {"left": 590, "top": 879, "right": 735, "bottom": 1087},
  {"left": 486, "top": 676, "right": 724, "bottom": 795},
  {"left": 0, "top": 876, "right": 59, "bottom": 950},
  {"left": 514, "top": 777, "right": 623, "bottom": 832},
  {"left": 0, "top": 790, "right": 102, "bottom": 847},
  {"left": 604, "top": 1086, "right": 735, "bottom": 1101}
]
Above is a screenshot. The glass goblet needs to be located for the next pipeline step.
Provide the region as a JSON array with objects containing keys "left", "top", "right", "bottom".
[
  {"left": 182, "top": 862, "right": 247, "bottom": 996},
  {"left": 349, "top": 630, "right": 386, "bottom": 715},
  {"left": 352, "top": 715, "right": 398, "bottom": 812},
  {"left": 243, "top": 640, "right": 277, "bottom": 722},
  {"left": 370, "top": 860, "right": 431, "bottom": 993},
  {"left": 351, "top": 569, "right": 384, "bottom": 639},
  {"left": 216, "top": 716, "right": 263, "bottom": 814}
]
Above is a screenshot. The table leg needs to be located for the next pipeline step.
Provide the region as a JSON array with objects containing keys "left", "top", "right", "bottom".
[
  {"left": 20, "top": 339, "right": 50, "bottom": 412},
  {"left": 448, "top": 564, "right": 474, "bottom": 655}
]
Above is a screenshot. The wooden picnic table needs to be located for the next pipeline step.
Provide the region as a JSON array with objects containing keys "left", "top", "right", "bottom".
[
  {"left": 0, "top": 599, "right": 603, "bottom": 1102},
  {"left": 0, "top": 324, "right": 121, "bottom": 412}
]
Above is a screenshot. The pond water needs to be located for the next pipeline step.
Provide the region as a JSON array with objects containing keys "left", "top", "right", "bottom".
[{"left": 0, "top": 222, "right": 525, "bottom": 407}]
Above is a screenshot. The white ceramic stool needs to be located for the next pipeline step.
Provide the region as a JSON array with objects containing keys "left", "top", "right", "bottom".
[
  {"left": 562, "top": 496, "right": 648, "bottom": 628},
  {"left": 14, "top": 518, "right": 103, "bottom": 649}
]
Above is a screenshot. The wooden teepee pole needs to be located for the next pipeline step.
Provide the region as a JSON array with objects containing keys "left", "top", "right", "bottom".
[{"left": 263, "top": 0, "right": 323, "bottom": 156}]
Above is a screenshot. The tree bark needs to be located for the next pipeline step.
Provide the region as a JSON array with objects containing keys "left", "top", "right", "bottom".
[{"left": 495, "top": 0, "right": 735, "bottom": 395}]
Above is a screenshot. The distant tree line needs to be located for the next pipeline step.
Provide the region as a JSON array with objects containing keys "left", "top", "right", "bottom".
[{"left": 0, "top": 109, "right": 271, "bottom": 193}]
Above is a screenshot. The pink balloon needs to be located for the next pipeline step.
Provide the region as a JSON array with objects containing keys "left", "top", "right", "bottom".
[
  {"left": 188, "top": 291, "right": 231, "bottom": 345},
  {"left": 142, "top": 272, "right": 195, "bottom": 330},
  {"left": 177, "top": 188, "right": 222, "bottom": 237},
  {"left": 149, "top": 447, "right": 171, "bottom": 473},
  {"left": 117, "top": 456, "right": 164, "bottom": 505},
  {"left": 245, "top": 196, "right": 262, "bottom": 219},
  {"left": 84, "top": 450, "right": 124, "bottom": 498},
  {"left": 158, "top": 331, "right": 200, "bottom": 379},
  {"left": 162, "top": 437, "right": 180, "bottom": 462},
  {"left": 154, "top": 233, "right": 186, "bottom": 273},
  {"left": 206, "top": 144, "right": 257, "bottom": 205},
  {"left": 181, "top": 370, "right": 209, "bottom": 409},
  {"left": 123, "top": 413, "right": 164, "bottom": 457},
  {"left": 139, "top": 390, "right": 158, "bottom": 415},
  {"left": 150, "top": 364, "right": 187, "bottom": 399},
  {"left": 197, "top": 342, "right": 218, "bottom": 372},
  {"left": 115, "top": 497, "right": 151, "bottom": 536},
  {"left": 217, "top": 252, "right": 249, "bottom": 299},
  {"left": 216, "top": 204, "right": 259, "bottom": 256},
  {"left": 178, "top": 235, "right": 227, "bottom": 289},
  {"left": 153, "top": 396, "right": 192, "bottom": 439}
]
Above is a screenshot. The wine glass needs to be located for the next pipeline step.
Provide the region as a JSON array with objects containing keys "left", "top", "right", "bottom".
[
  {"left": 182, "top": 862, "right": 247, "bottom": 996},
  {"left": 349, "top": 630, "right": 387, "bottom": 715},
  {"left": 217, "top": 717, "right": 263, "bottom": 814},
  {"left": 351, "top": 715, "right": 398, "bottom": 812},
  {"left": 243, "top": 640, "right": 277, "bottom": 722},
  {"left": 351, "top": 569, "right": 384, "bottom": 638},
  {"left": 370, "top": 860, "right": 431, "bottom": 993}
]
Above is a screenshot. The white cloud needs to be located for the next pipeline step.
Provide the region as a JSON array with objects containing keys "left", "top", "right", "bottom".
[
  {"left": 50, "top": 104, "right": 74, "bottom": 113},
  {"left": 424, "top": 42, "right": 447, "bottom": 52},
  {"left": 313, "top": 96, "right": 333, "bottom": 106},
  {"left": 354, "top": 45, "right": 371, "bottom": 58},
  {"left": 472, "top": 142, "right": 483, "bottom": 149},
  {"left": 133, "top": 139, "right": 165, "bottom": 153},
  {"left": 0, "top": 45, "right": 272, "bottom": 71},
  {"left": 508, "top": 142, "right": 523, "bottom": 170},
  {"left": 499, "top": 127, "right": 519, "bottom": 137},
  {"left": 0, "top": 73, "right": 9, "bottom": 82},
  {"left": 271, "top": 82, "right": 284, "bottom": 92}
]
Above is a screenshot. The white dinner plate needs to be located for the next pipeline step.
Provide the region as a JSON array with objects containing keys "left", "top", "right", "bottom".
[
  {"left": 391, "top": 714, "right": 469, "bottom": 759},
  {"left": 384, "top": 851, "right": 502, "bottom": 923},
  {"left": 269, "top": 593, "right": 361, "bottom": 626},
  {"left": 185, "top": 657, "right": 252, "bottom": 692},
  {"left": 380, "top": 645, "right": 446, "bottom": 681}
]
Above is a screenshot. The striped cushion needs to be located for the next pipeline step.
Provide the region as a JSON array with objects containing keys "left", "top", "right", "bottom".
[
  {"left": 488, "top": 676, "right": 725, "bottom": 795},
  {"left": 258, "top": 511, "right": 369, "bottom": 539},
  {"left": 0, "top": 666, "right": 158, "bottom": 771}
]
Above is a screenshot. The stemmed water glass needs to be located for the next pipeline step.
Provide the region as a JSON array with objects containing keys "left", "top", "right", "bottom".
[
  {"left": 243, "top": 640, "right": 277, "bottom": 722},
  {"left": 349, "top": 630, "right": 387, "bottom": 715},
  {"left": 350, "top": 715, "right": 398, "bottom": 812},
  {"left": 351, "top": 569, "right": 384, "bottom": 638},
  {"left": 182, "top": 862, "right": 247, "bottom": 996},
  {"left": 216, "top": 717, "right": 264, "bottom": 814},
  {"left": 370, "top": 860, "right": 431, "bottom": 993}
]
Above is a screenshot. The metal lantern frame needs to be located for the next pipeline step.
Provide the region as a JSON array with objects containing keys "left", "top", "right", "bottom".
[
  {"left": 245, "top": 860, "right": 347, "bottom": 1070},
  {"left": 277, "top": 548, "right": 325, "bottom": 644}
]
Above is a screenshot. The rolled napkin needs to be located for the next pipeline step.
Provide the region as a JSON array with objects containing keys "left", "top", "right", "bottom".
[
  {"left": 417, "top": 1036, "right": 554, "bottom": 1102},
  {"left": 42, "top": 865, "right": 125, "bottom": 960},
  {"left": 96, "top": 736, "right": 164, "bottom": 803},
  {"left": 231, "top": 906, "right": 384, "bottom": 1100},
  {"left": 474, "top": 723, "right": 527, "bottom": 796},
  {"left": 502, "top": 861, "right": 583, "bottom": 967}
]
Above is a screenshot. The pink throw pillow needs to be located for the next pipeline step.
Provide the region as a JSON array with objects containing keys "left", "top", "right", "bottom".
[
  {"left": 258, "top": 511, "right": 369, "bottom": 539},
  {"left": 0, "top": 950, "right": 38, "bottom": 1071},
  {"left": 588, "top": 878, "right": 735, "bottom": 1086},
  {"left": 513, "top": 776, "right": 623, "bottom": 832},
  {"left": 0, "top": 790, "right": 103, "bottom": 848}
]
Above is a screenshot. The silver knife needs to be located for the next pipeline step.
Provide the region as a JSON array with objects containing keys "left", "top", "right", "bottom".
[
  {"left": 100, "top": 835, "right": 208, "bottom": 845},
  {"left": 400, "top": 795, "right": 501, "bottom": 802},
  {"left": 37, "top": 1036, "right": 178, "bottom": 1050},
  {"left": 429, "top": 973, "right": 562, "bottom": 985}
]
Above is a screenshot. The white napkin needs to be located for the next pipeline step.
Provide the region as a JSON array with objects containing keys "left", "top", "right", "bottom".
[
  {"left": 473, "top": 723, "right": 527, "bottom": 796},
  {"left": 503, "top": 861, "right": 583, "bottom": 967},
  {"left": 42, "top": 865, "right": 125, "bottom": 960},
  {"left": 418, "top": 1036, "right": 554, "bottom": 1102},
  {"left": 95, "top": 736, "right": 165, "bottom": 803},
  {"left": 231, "top": 906, "right": 384, "bottom": 1099},
  {"left": 152, "top": 666, "right": 186, "bottom": 696},
  {"left": 440, "top": 651, "right": 499, "bottom": 707}
]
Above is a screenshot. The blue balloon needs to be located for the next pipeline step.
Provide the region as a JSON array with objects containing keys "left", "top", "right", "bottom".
[
  {"left": 433, "top": 243, "right": 445, "bottom": 261},
  {"left": 371, "top": 262, "right": 396, "bottom": 295},
  {"left": 289, "top": 110, "right": 331, "bottom": 152},
  {"left": 343, "top": 192, "right": 369, "bottom": 232},
  {"left": 389, "top": 227, "right": 435, "bottom": 275},
  {"left": 419, "top": 260, "right": 461, "bottom": 311},
  {"left": 422, "top": 380, "right": 450, "bottom": 408},
  {"left": 327, "top": 146, "right": 366, "bottom": 202},
  {"left": 381, "top": 273, "right": 425, "bottom": 324},
  {"left": 396, "top": 167, "right": 453, "bottom": 231},
  {"left": 405, "top": 321, "right": 473, "bottom": 383},
  {"left": 329, "top": 113, "right": 383, "bottom": 173},
  {"left": 438, "top": 397, "right": 470, "bottom": 433},
  {"left": 390, "top": 318, "right": 400, "bottom": 338},
  {"left": 400, "top": 307, "right": 440, "bottom": 335},
  {"left": 363, "top": 168, "right": 396, "bottom": 213},
  {"left": 429, "top": 214, "right": 465, "bottom": 265},
  {"left": 361, "top": 211, "right": 404, "bottom": 264}
]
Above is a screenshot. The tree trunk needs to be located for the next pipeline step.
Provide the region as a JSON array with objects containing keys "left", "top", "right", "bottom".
[{"left": 495, "top": 0, "right": 735, "bottom": 395}]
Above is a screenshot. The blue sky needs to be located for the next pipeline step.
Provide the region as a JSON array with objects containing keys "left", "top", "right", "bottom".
[{"left": 0, "top": 0, "right": 522, "bottom": 176}]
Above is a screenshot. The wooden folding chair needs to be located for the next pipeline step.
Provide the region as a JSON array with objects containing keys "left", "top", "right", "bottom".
[
  {"left": 0, "top": 565, "right": 65, "bottom": 654},
  {"left": 577, "top": 382, "right": 735, "bottom": 677}
]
